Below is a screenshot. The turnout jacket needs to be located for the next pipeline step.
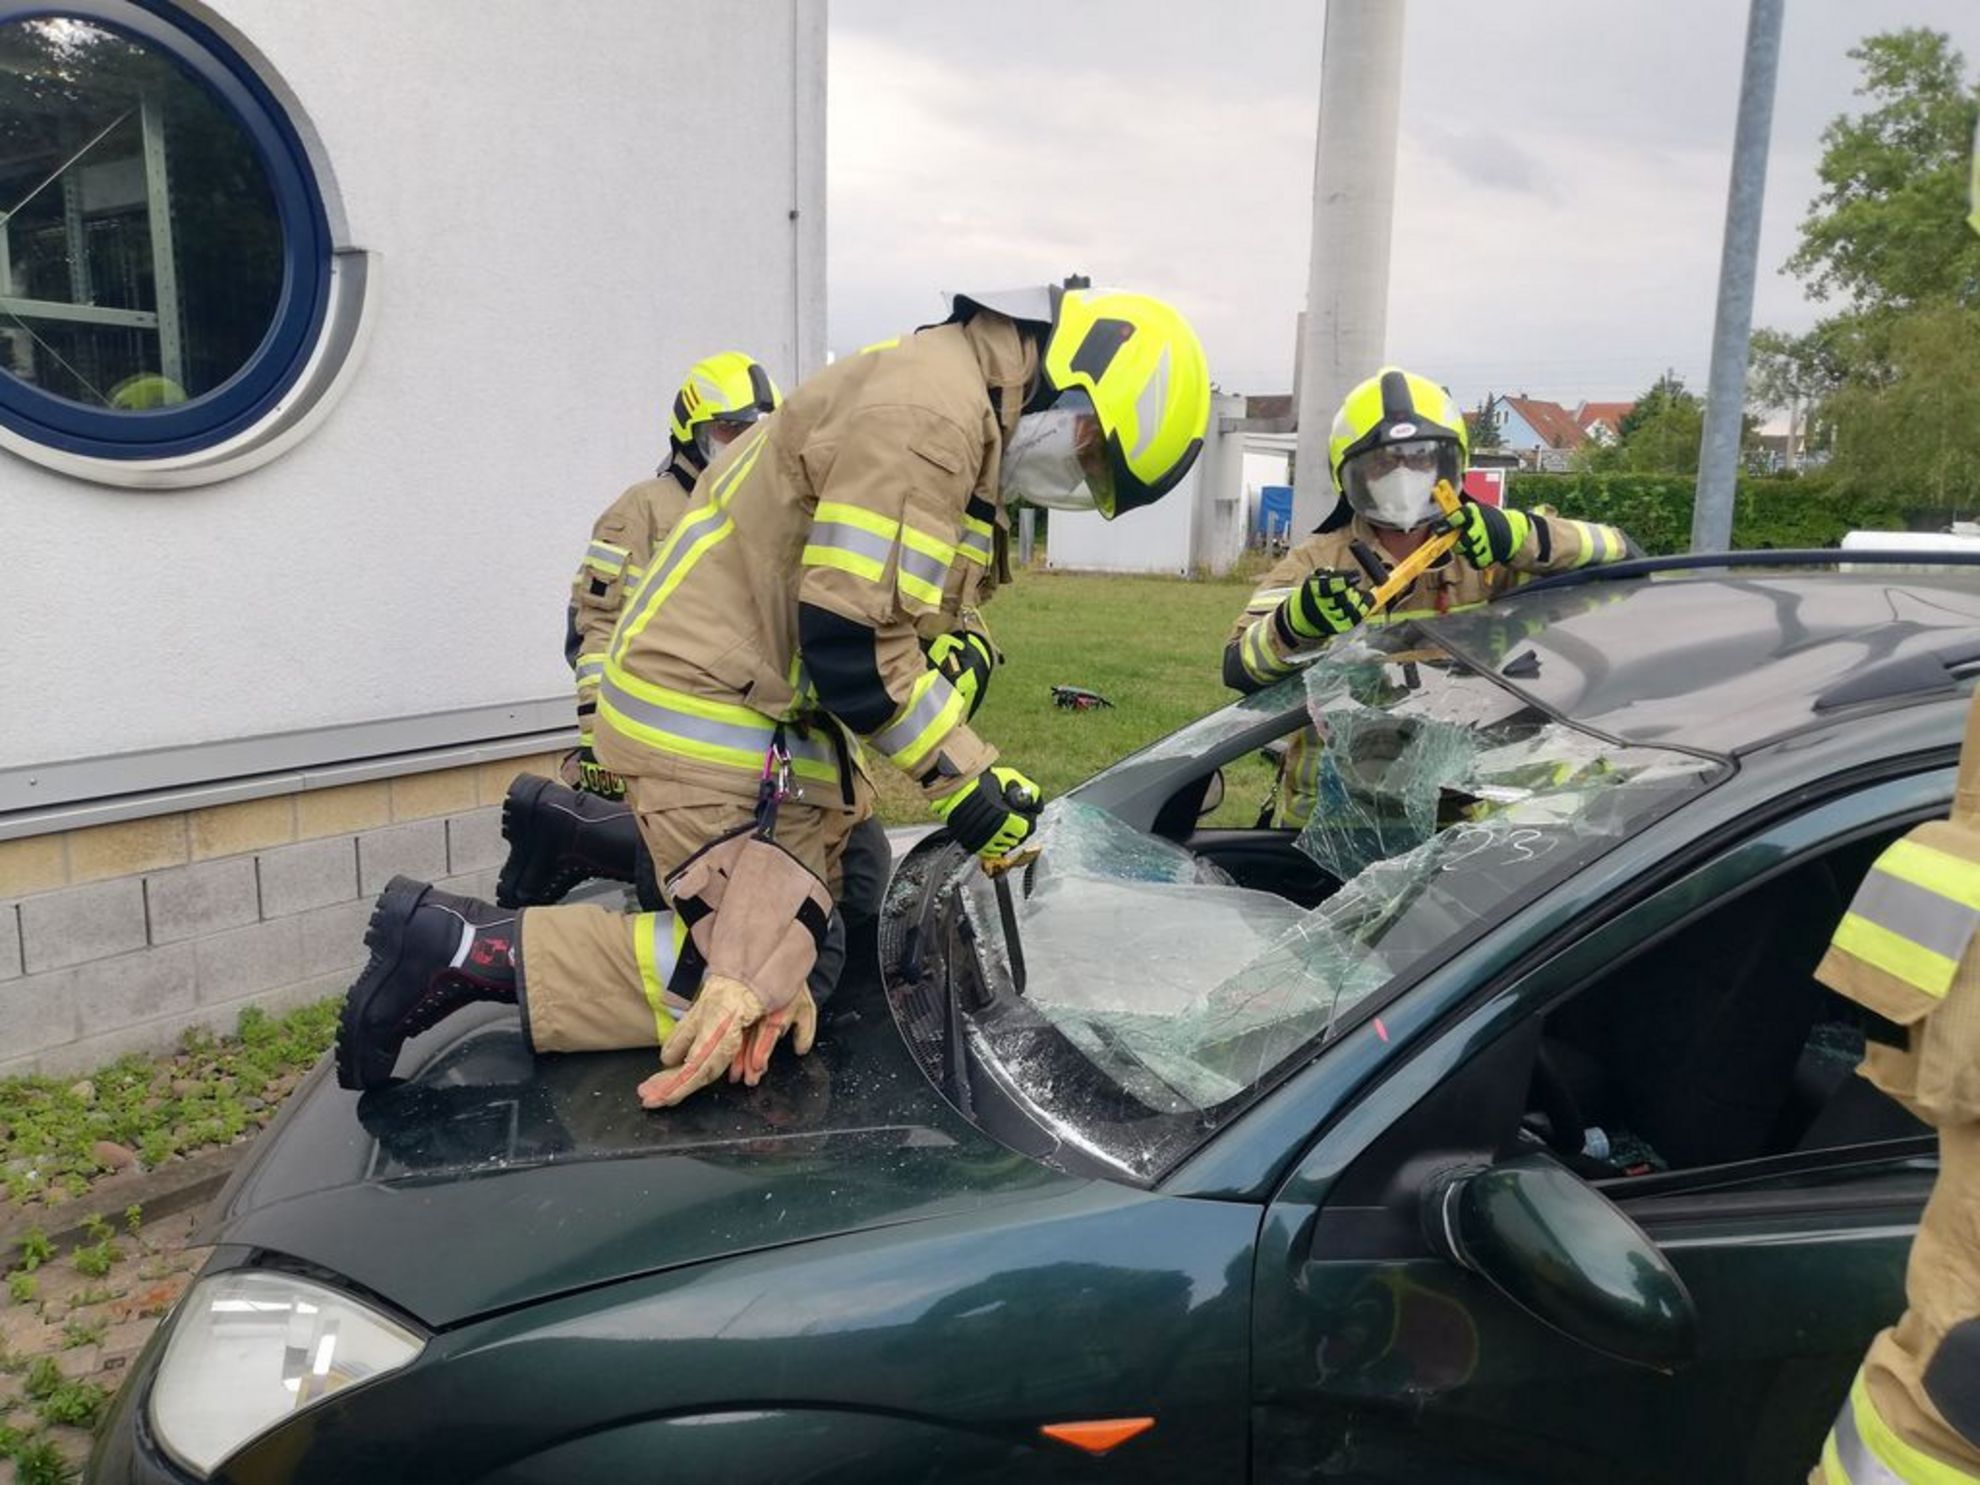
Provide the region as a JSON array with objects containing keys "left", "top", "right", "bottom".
[
  {"left": 1808, "top": 692, "right": 1980, "bottom": 1483},
  {"left": 593, "top": 313, "right": 1026, "bottom": 809},
  {"left": 568, "top": 462, "right": 696, "bottom": 745},
  {"left": 1223, "top": 507, "right": 1628, "bottom": 826}
]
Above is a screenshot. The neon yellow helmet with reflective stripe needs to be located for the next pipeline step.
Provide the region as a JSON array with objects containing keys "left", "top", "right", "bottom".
[
  {"left": 1040, "top": 288, "right": 1212, "bottom": 519},
  {"left": 1328, "top": 367, "right": 1468, "bottom": 489},
  {"left": 667, "top": 351, "right": 781, "bottom": 458}
]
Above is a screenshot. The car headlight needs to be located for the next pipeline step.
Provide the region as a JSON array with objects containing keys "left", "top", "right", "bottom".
[{"left": 148, "top": 1269, "right": 423, "bottom": 1476}]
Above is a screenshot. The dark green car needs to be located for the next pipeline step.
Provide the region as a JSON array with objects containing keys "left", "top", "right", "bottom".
[{"left": 92, "top": 561, "right": 1976, "bottom": 1483}]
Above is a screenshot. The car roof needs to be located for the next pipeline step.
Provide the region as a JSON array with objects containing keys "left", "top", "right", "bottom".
[{"left": 1426, "top": 567, "right": 1980, "bottom": 754}]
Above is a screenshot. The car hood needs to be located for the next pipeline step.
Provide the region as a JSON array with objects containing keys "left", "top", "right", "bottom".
[{"left": 200, "top": 986, "right": 1079, "bottom": 1328}]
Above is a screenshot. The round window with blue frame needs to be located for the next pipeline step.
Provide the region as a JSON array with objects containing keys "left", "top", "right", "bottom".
[{"left": 0, "top": 1, "right": 330, "bottom": 459}]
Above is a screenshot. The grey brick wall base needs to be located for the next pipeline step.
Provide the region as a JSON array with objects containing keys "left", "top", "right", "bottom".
[
  {"left": 0, "top": 818, "right": 921, "bottom": 1077},
  {"left": 0, "top": 808, "right": 508, "bottom": 1076}
]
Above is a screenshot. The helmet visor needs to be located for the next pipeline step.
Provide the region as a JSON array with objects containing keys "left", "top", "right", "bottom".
[
  {"left": 1340, "top": 438, "right": 1461, "bottom": 529},
  {"left": 694, "top": 410, "right": 760, "bottom": 463},
  {"left": 999, "top": 389, "right": 1115, "bottom": 515}
]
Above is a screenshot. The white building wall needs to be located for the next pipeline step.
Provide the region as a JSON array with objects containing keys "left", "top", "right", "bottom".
[
  {"left": 1045, "top": 393, "right": 1245, "bottom": 576},
  {"left": 0, "top": 0, "right": 826, "bottom": 778}
]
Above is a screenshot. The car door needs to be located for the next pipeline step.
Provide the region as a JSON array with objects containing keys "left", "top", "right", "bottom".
[{"left": 1249, "top": 769, "right": 1950, "bottom": 1484}]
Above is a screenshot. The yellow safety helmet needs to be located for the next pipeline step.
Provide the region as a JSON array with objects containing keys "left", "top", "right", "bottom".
[
  {"left": 1041, "top": 288, "right": 1211, "bottom": 518},
  {"left": 1327, "top": 367, "right": 1468, "bottom": 530},
  {"left": 668, "top": 351, "right": 781, "bottom": 461},
  {"left": 951, "top": 283, "right": 1211, "bottom": 519}
]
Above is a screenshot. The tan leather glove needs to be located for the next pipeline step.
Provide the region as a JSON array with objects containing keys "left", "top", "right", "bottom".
[
  {"left": 729, "top": 986, "right": 818, "bottom": 1087},
  {"left": 638, "top": 975, "right": 762, "bottom": 1108},
  {"left": 639, "top": 832, "right": 831, "bottom": 1108}
]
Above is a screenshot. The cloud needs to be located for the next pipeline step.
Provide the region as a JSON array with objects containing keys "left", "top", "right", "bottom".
[
  {"left": 829, "top": 0, "right": 1980, "bottom": 408},
  {"left": 830, "top": 28, "right": 1319, "bottom": 393}
]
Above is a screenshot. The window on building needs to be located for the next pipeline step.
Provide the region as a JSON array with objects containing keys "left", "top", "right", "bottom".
[{"left": 0, "top": 3, "right": 330, "bottom": 460}]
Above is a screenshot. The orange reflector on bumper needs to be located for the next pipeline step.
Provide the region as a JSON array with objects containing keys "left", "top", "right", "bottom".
[{"left": 1040, "top": 1417, "right": 1155, "bottom": 1455}]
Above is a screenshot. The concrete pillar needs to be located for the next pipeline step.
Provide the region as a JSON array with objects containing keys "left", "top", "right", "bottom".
[
  {"left": 1293, "top": 0, "right": 1406, "bottom": 534},
  {"left": 1692, "top": 0, "right": 1783, "bottom": 552}
]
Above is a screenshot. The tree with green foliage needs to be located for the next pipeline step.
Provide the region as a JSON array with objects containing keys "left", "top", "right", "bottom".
[
  {"left": 1823, "top": 302, "right": 1980, "bottom": 510},
  {"left": 1614, "top": 370, "right": 1695, "bottom": 446},
  {"left": 1751, "top": 29, "right": 1980, "bottom": 500},
  {"left": 1788, "top": 29, "right": 1980, "bottom": 316},
  {"left": 1579, "top": 371, "right": 1701, "bottom": 474}
]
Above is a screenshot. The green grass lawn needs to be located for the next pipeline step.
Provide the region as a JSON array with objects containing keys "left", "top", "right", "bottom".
[{"left": 870, "top": 566, "right": 1281, "bottom": 826}]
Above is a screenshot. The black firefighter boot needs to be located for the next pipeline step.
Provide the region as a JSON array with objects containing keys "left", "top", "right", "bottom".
[
  {"left": 495, "top": 775, "right": 643, "bottom": 909},
  {"left": 336, "top": 877, "right": 520, "bottom": 1090}
]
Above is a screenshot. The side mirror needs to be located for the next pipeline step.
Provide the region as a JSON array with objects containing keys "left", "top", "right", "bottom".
[
  {"left": 1197, "top": 769, "right": 1226, "bottom": 818},
  {"left": 1422, "top": 1154, "right": 1697, "bottom": 1372}
]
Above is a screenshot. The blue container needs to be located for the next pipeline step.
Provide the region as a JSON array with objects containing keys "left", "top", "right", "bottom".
[{"left": 1259, "top": 485, "right": 1295, "bottom": 543}]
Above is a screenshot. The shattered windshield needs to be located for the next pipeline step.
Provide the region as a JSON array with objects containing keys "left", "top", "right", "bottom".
[{"left": 944, "top": 629, "right": 1725, "bottom": 1182}]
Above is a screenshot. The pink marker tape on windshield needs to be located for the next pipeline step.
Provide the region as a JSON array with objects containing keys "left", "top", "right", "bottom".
[{"left": 1373, "top": 1017, "right": 1390, "bottom": 1043}]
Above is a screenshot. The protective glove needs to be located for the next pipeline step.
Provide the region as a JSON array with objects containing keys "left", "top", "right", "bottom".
[
  {"left": 573, "top": 745, "right": 627, "bottom": 800},
  {"left": 933, "top": 764, "right": 1043, "bottom": 863},
  {"left": 1439, "top": 497, "right": 1532, "bottom": 570},
  {"left": 728, "top": 986, "right": 818, "bottom": 1087},
  {"left": 1280, "top": 570, "right": 1374, "bottom": 641},
  {"left": 923, "top": 631, "right": 996, "bottom": 721},
  {"left": 637, "top": 975, "right": 764, "bottom": 1108}
]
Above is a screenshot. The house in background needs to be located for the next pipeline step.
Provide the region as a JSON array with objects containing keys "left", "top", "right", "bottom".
[
  {"left": 1480, "top": 394, "right": 1587, "bottom": 471},
  {"left": 1575, "top": 401, "right": 1635, "bottom": 446}
]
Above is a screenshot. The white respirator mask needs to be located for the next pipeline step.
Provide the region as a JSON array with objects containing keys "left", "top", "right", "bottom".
[
  {"left": 1360, "top": 465, "right": 1440, "bottom": 529},
  {"left": 998, "top": 387, "right": 1116, "bottom": 514},
  {"left": 1342, "top": 437, "right": 1451, "bottom": 530},
  {"left": 999, "top": 407, "right": 1095, "bottom": 511}
]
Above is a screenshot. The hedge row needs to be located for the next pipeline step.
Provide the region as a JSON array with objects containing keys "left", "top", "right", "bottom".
[{"left": 1504, "top": 472, "right": 1944, "bottom": 557}]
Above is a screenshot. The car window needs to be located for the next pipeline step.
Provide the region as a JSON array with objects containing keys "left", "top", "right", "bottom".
[
  {"left": 1544, "top": 811, "right": 1942, "bottom": 1184},
  {"left": 943, "top": 628, "right": 1728, "bottom": 1182}
]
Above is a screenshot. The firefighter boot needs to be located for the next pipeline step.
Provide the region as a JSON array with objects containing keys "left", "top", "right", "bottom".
[
  {"left": 336, "top": 877, "right": 520, "bottom": 1090},
  {"left": 495, "top": 774, "right": 642, "bottom": 909}
]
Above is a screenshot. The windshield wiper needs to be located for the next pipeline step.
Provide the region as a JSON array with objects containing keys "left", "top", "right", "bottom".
[{"left": 990, "top": 869, "right": 1028, "bottom": 995}]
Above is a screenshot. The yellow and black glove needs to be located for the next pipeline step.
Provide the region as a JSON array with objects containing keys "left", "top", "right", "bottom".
[
  {"left": 573, "top": 745, "right": 626, "bottom": 801},
  {"left": 933, "top": 765, "right": 1042, "bottom": 863},
  {"left": 923, "top": 631, "right": 996, "bottom": 722},
  {"left": 1440, "top": 498, "right": 1532, "bottom": 570},
  {"left": 1279, "top": 570, "right": 1375, "bottom": 643}
]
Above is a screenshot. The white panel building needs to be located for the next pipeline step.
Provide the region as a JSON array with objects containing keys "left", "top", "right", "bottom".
[{"left": 0, "top": 0, "right": 826, "bottom": 1072}]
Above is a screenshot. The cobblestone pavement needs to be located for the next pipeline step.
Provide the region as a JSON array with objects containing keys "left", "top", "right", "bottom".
[{"left": 0, "top": 1208, "right": 206, "bottom": 1480}]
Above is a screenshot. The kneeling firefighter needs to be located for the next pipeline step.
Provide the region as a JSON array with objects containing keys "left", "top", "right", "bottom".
[
  {"left": 335, "top": 283, "right": 1211, "bottom": 1107},
  {"left": 1222, "top": 366, "right": 1632, "bottom": 827},
  {"left": 504, "top": 348, "right": 901, "bottom": 929}
]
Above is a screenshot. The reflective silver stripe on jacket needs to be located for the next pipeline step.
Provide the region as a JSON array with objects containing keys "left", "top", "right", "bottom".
[
  {"left": 809, "top": 519, "right": 895, "bottom": 569},
  {"left": 601, "top": 676, "right": 838, "bottom": 770},
  {"left": 1829, "top": 1393, "right": 1907, "bottom": 1485},
  {"left": 873, "top": 673, "right": 960, "bottom": 758},
  {"left": 1852, "top": 867, "right": 1980, "bottom": 965},
  {"left": 897, "top": 542, "right": 950, "bottom": 593}
]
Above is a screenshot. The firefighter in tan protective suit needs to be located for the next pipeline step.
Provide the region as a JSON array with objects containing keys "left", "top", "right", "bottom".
[
  {"left": 1808, "top": 695, "right": 1980, "bottom": 1483},
  {"left": 564, "top": 352, "right": 782, "bottom": 797},
  {"left": 1222, "top": 367, "right": 1631, "bottom": 827},
  {"left": 333, "top": 284, "right": 1211, "bottom": 1107},
  {"left": 499, "top": 351, "right": 905, "bottom": 929}
]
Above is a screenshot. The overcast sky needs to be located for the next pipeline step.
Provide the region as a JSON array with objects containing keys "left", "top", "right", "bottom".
[{"left": 827, "top": 1, "right": 1980, "bottom": 411}]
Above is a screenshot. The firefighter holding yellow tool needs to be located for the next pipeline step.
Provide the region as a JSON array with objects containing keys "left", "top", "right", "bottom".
[
  {"left": 335, "top": 283, "right": 1211, "bottom": 1107},
  {"left": 1222, "top": 367, "right": 1632, "bottom": 827}
]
